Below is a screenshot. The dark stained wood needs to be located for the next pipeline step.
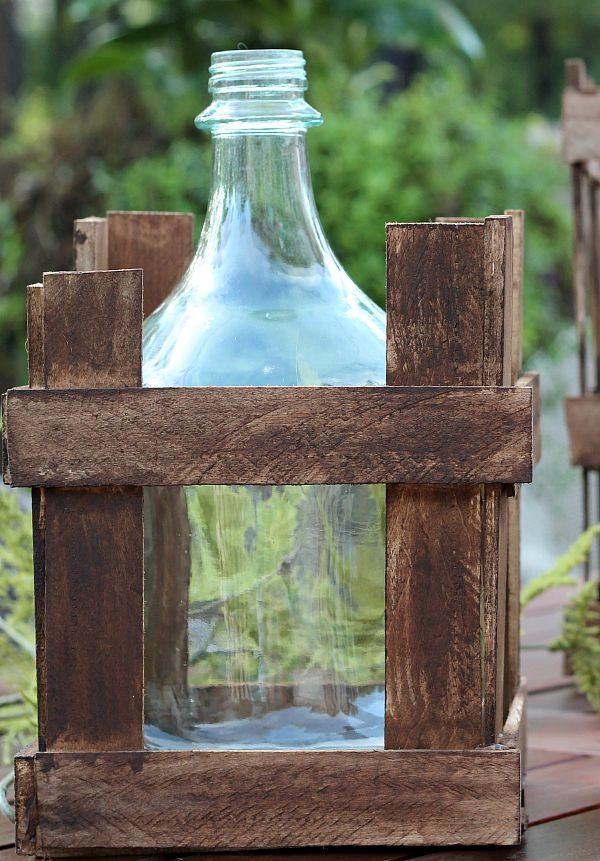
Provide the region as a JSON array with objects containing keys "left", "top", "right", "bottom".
[
  {"left": 73, "top": 217, "right": 108, "bottom": 271},
  {"left": 99, "top": 212, "right": 195, "bottom": 742},
  {"left": 39, "top": 270, "right": 142, "bottom": 389},
  {"left": 385, "top": 218, "right": 514, "bottom": 750},
  {"left": 3, "top": 384, "right": 533, "bottom": 488},
  {"left": 26, "top": 270, "right": 144, "bottom": 752},
  {"left": 43, "top": 487, "right": 143, "bottom": 750},
  {"left": 482, "top": 216, "right": 513, "bottom": 744},
  {"left": 144, "top": 485, "right": 191, "bottom": 734},
  {"left": 385, "top": 484, "right": 483, "bottom": 749},
  {"left": 30, "top": 749, "right": 520, "bottom": 853},
  {"left": 565, "top": 394, "right": 600, "bottom": 468},
  {"left": 107, "top": 211, "right": 194, "bottom": 318}
]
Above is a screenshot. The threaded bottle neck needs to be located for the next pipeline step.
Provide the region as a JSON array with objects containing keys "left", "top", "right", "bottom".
[{"left": 195, "top": 49, "right": 322, "bottom": 134}]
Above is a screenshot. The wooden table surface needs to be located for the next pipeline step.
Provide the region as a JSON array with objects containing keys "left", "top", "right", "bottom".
[{"left": 0, "top": 588, "right": 598, "bottom": 861}]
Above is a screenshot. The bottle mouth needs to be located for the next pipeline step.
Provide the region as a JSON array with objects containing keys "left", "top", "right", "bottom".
[
  {"left": 196, "top": 48, "right": 323, "bottom": 133},
  {"left": 208, "top": 49, "right": 307, "bottom": 95}
]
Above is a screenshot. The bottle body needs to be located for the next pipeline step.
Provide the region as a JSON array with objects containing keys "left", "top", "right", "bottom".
[{"left": 142, "top": 51, "right": 386, "bottom": 750}]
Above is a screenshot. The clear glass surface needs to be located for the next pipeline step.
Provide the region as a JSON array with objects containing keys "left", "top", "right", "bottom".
[{"left": 143, "top": 50, "right": 386, "bottom": 750}]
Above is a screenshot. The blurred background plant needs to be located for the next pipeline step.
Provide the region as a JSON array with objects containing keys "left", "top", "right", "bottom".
[{"left": 1, "top": 0, "right": 599, "bottom": 757}]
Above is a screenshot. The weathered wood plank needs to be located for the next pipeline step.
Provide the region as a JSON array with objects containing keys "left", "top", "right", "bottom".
[
  {"left": 29, "top": 749, "right": 520, "bottom": 853},
  {"left": 562, "top": 88, "right": 600, "bottom": 163},
  {"left": 26, "top": 270, "right": 144, "bottom": 752},
  {"left": 565, "top": 394, "right": 600, "bottom": 468},
  {"left": 481, "top": 216, "right": 513, "bottom": 744},
  {"left": 3, "top": 385, "right": 533, "bottom": 488},
  {"left": 385, "top": 219, "right": 513, "bottom": 750},
  {"left": 99, "top": 211, "right": 196, "bottom": 761},
  {"left": 73, "top": 217, "right": 108, "bottom": 271},
  {"left": 504, "top": 214, "right": 527, "bottom": 714},
  {"left": 107, "top": 211, "right": 194, "bottom": 317},
  {"left": 14, "top": 748, "right": 36, "bottom": 855}
]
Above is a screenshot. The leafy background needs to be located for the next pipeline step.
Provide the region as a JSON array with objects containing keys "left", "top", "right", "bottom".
[{"left": 1, "top": 0, "right": 600, "bottom": 749}]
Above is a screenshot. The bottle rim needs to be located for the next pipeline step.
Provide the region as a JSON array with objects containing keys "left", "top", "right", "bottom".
[
  {"left": 197, "top": 48, "right": 322, "bottom": 132},
  {"left": 208, "top": 49, "right": 307, "bottom": 92}
]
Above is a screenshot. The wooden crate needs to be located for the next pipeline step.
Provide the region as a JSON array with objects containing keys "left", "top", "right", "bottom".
[
  {"left": 2, "top": 211, "right": 540, "bottom": 854},
  {"left": 562, "top": 59, "right": 600, "bottom": 574}
]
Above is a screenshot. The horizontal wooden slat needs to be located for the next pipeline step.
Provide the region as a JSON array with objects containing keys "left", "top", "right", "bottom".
[
  {"left": 3, "top": 385, "right": 533, "bottom": 487},
  {"left": 26, "top": 748, "right": 520, "bottom": 853},
  {"left": 565, "top": 394, "right": 600, "bottom": 468}
]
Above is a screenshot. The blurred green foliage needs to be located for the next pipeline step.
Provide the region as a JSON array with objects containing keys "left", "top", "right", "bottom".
[{"left": 0, "top": 487, "right": 36, "bottom": 762}]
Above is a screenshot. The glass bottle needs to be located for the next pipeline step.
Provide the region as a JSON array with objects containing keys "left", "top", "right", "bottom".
[{"left": 143, "top": 49, "right": 386, "bottom": 750}]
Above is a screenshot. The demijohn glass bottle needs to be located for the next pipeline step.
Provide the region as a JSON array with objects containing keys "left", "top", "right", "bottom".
[{"left": 143, "top": 49, "right": 386, "bottom": 750}]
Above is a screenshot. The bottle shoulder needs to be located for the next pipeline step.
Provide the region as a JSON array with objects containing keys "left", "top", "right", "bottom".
[{"left": 143, "top": 268, "right": 386, "bottom": 387}]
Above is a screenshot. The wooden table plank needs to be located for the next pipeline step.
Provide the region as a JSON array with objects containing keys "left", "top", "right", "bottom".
[
  {"left": 527, "top": 748, "right": 583, "bottom": 770},
  {"left": 527, "top": 756, "right": 600, "bottom": 825},
  {"left": 406, "top": 807, "right": 600, "bottom": 860},
  {"left": 528, "top": 698, "right": 600, "bottom": 756},
  {"left": 521, "top": 649, "right": 571, "bottom": 693}
]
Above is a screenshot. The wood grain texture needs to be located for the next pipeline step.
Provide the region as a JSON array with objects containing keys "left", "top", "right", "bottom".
[
  {"left": 565, "top": 394, "right": 600, "bottom": 468},
  {"left": 506, "top": 210, "right": 525, "bottom": 383},
  {"left": 385, "top": 219, "right": 513, "bottom": 749},
  {"left": 518, "top": 372, "right": 541, "bottom": 465},
  {"left": 26, "top": 270, "right": 144, "bottom": 753},
  {"left": 73, "top": 217, "right": 108, "bottom": 270},
  {"left": 385, "top": 484, "right": 483, "bottom": 748},
  {"left": 14, "top": 748, "right": 36, "bottom": 855},
  {"left": 107, "top": 211, "right": 194, "bottom": 317},
  {"left": 504, "top": 210, "right": 526, "bottom": 716},
  {"left": 30, "top": 749, "right": 520, "bottom": 853},
  {"left": 39, "top": 270, "right": 142, "bottom": 389},
  {"left": 3, "top": 385, "right": 533, "bottom": 488}
]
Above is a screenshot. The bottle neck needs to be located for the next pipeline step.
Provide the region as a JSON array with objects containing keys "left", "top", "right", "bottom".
[{"left": 198, "top": 128, "right": 330, "bottom": 276}]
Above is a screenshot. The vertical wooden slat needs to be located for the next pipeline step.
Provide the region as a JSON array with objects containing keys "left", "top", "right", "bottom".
[
  {"left": 107, "top": 211, "right": 194, "bottom": 318},
  {"left": 504, "top": 210, "right": 525, "bottom": 714},
  {"left": 572, "top": 165, "right": 592, "bottom": 579},
  {"left": 385, "top": 218, "right": 512, "bottom": 749},
  {"left": 102, "top": 211, "right": 196, "bottom": 735},
  {"left": 386, "top": 222, "right": 483, "bottom": 750},
  {"left": 482, "top": 216, "right": 513, "bottom": 741},
  {"left": 30, "top": 269, "right": 143, "bottom": 751},
  {"left": 73, "top": 217, "right": 108, "bottom": 270}
]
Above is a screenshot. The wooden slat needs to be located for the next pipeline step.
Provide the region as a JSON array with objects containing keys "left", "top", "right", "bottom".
[
  {"left": 100, "top": 211, "right": 197, "bottom": 761},
  {"left": 565, "top": 394, "right": 600, "bottom": 468},
  {"left": 505, "top": 210, "right": 525, "bottom": 716},
  {"left": 3, "top": 385, "right": 533, "bottom": 488},
  {"left": 28, "top": 270, "right": 144, "bottom": 752},
  {"left": 385, "top": 218, "right": 513, "bottom": 750},
  {"left": 107, "top": 211, "right": 194, "bottom": 317},
  {"left": 25, "top": 748, "right": 520, "bottom": 853},
  {"left": 73, "top": 217, "right": 108, "bottom": 271},
  {"left": 562, "top": 88, "right": 600, "bottom": 164}
]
